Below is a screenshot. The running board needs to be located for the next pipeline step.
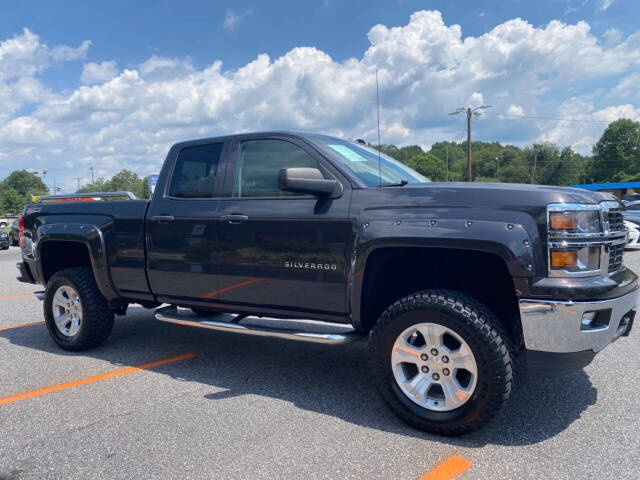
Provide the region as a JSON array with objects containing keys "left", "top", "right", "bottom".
[
  {"left": 155, "top": 306, "right": 363, "bottom": 345},
  {"left": 34, "top": 291, "right": 45, "bottom": 301}
]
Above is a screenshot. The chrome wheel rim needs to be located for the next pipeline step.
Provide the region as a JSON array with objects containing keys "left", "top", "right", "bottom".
[
  {"left": 391, "top": 322, "right": 478, "bottom": 412},
  {"left": 52, "top": 285, "right": 83, "bottom": 337}
]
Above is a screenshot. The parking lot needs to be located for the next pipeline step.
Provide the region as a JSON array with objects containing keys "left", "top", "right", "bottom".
[{"left": 0, "top": 245, "right": 639, "bottom": 479}]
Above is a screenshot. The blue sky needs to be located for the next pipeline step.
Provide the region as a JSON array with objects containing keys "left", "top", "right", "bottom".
[{"left": 0, "top": 0, "right": 638, "bottom": 191}]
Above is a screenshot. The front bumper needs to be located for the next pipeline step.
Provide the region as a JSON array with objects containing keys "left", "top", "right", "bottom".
[
  {"left": 0, "top": 238, "right": 8, "bottom": 248},
  {"left": 519, "top": 287, "right": 637, "bottom": 354}
]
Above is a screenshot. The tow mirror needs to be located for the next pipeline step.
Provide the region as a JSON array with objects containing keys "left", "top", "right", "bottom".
[{"left": 277, "top": 168, "right": 339, "bottom": 196}]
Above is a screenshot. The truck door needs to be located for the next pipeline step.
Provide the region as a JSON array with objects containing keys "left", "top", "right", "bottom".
[
  {"left": 146, "top": 140, "right": 226, "bottom": 303},
  {"left": 214, "top": 135, "right": 352, "bottom": 318}
]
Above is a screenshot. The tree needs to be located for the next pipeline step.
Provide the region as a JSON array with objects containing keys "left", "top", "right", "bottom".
[
  {"left": 407, "top": 153, "right": 446, "bottom": 181},
  {"left": 589, "top": 118, "right": 640, "bottom": 182},
  {"left": 0, "top": 170, "right": 49, "bottom": 214},
  {"left": 0, "top": 186, "right": 24, "bottom": 214},
  {"left": 1, "top": 170, "right": 49, "bottom": 197},
  {"left": 76, "top": 169, "right": 146, "bottom": 198}
]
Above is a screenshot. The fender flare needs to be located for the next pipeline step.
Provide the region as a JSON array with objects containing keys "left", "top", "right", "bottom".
[
  {"left": 35, "top": 223, "right": 119, "bottom": 302},
  {"left": 348, "top": 217, "right": 539, "bottom": 331}
]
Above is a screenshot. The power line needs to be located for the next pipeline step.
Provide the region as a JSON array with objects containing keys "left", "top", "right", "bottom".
[{"left": 485, "top": 112, "right": 615, "bottom": 124}]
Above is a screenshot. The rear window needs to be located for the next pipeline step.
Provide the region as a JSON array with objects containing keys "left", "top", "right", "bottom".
[{"left": 169, "top": 143, "right": 223, "bottom": 198}]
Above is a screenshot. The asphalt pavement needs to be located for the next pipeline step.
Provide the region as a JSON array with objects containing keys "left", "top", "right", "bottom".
[{"left": 1, "top": 245, "right": 639, "bottom": 479}]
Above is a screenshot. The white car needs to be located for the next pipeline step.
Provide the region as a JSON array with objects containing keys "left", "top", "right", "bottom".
[{"left": 625, "top": 220, "right": 640, "bottom": 248}]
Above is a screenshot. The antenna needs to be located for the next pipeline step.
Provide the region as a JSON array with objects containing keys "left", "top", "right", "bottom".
[{"left": 376, "top": 69, "right": 382, "bottom": 187}]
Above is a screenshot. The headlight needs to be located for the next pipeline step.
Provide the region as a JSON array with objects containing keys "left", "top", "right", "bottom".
[
  {"left": 549, "top": 209, "right": 601, "bottom": 233},
  {"left": 550, "top": 246, "right": 601, "bottom": 272}
]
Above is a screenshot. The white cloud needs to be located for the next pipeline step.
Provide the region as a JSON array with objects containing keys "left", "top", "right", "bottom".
[
  {"left": 223, "top": 9, "right": 251, "bottom": 31},
  {"left": 507, "top": 104, "right": 524, "bottom": 116},
  {"left": 1, "top": 11, "right": 640, "bottom": 190},
  {"left": 603, "top": 28, "right": 622, "bottom": 46},
  {"left": 598, "top": 0, "right": 615, "bottom": 11},
  {"left": 81, "top": 61, "right": 119, "bottom": 85}
]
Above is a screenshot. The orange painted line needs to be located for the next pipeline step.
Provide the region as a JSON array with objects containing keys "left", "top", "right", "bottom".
[
  {"left": 419, "top": 456, "right": 472, "bottom": 480},
  {"left": 0, "top": 321, "right": 44, "bottom": 332},
  {"left": 0, "top": 352, "right": 197, "bottom": 406},
  {"left": 0, "top": 292, "right": 35, "bottom": 301},
  {"left": 202, "top": 278, "right": 262, "bottom": 299}
]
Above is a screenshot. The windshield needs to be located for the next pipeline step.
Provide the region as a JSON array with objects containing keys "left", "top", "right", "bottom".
[{"left": 307, "top": 135, "right": 429, "bottom": 187}]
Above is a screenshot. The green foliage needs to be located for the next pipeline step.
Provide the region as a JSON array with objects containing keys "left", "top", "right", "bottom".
[
  {"left": 76, "top": 169, "right": 150, "bottom": 199},
  {"left": 588, "top": 119, "right": 640, "bottom": 183},
  {"left": 407, "top": 153, "right": 446, "bottom": 181},
  {"left": 0, "top": 170, "right": 49, "bottom": 214}
]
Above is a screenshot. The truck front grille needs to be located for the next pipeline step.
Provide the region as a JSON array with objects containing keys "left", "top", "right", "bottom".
[
  {"left": 607, "top": 210, "right": 624, "bottom": 232},
  {"left": 608, "top": 243, "right": 625, "bottom": 274}
]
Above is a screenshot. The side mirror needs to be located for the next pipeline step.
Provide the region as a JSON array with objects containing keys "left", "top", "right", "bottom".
[{"left": 277, "top": 168, "right": 340, "bottom": 196}]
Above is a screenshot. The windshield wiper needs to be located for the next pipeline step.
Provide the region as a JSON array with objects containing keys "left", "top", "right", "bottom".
[{"left": 379, "top": 180, "right": 409, "bottom": 187}]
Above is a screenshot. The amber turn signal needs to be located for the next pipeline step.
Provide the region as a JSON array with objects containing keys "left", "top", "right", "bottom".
[
  {"left": 549, "top": 212, "right": 578, "bottom": 230},
  {"left": 551, "top": 251, "right": 578, "bottom": 268}
]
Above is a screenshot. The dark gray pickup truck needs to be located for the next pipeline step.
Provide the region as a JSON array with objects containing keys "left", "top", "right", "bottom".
[{"left": 17, "top": 131, "right": 636, "bottom": 435}]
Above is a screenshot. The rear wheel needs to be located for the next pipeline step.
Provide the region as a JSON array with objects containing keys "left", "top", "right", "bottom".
[
  {"left": 369, "top": 289, "right": 513, "bottom": 436},
  {"left": 44, "top": 268, "right": 114, "bottom": 351}
]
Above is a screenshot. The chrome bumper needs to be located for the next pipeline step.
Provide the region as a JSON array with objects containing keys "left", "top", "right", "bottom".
[{"left": 519, "top": 287, "right": 638, "bottom": 353}]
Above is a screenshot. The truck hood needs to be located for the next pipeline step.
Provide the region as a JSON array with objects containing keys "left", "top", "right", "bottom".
[
  {"left": 351, "top": 182, "right": 619, "bottom": 219},
  {"left": 400, "top": 182, "right": 616, "bottom": 207}
]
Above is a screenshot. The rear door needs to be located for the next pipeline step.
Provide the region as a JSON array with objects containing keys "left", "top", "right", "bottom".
[
  {"left": 213, "top": 135, "right": 353, "bottom": 318},
  {"left": 146, "top": 140, "right": 227, "bottom": 303}
]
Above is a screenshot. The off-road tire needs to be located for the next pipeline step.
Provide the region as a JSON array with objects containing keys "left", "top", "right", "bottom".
[
  {"left": 44, "top": 267, "right": 114, "bottom": 351},
  {"left": 369, "top": 289, "right": 513, "bottom": 436}
]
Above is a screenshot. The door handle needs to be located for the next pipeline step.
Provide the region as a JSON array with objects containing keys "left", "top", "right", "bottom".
[
  {"left": 221, "top": 214, "right": 249, "bottom": 225},
  {"left": 151, "top": 215, "right": 175, "bottom": 223}
]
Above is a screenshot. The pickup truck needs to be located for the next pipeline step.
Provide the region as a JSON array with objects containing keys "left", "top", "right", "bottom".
[{"left": 16, "top": 131, "right": 637, "bottom": 435}]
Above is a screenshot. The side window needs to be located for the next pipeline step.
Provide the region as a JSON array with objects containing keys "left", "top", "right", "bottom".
[
  {"left": 233, "top": 139, "right": 319, "bottom": 198},
  {"left": 169, "top": 143, "right": 223, "bottom": 198}
]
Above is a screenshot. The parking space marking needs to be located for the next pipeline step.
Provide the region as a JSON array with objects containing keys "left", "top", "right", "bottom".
[
  {"left": 0, "top": 352, "right": 197, "bottom": 406},
  {"left": 419, "top": 456, "right": 471, "bottom": 480},
  {"left": 0, "top": 292, "right": 35, "bottom": 301},
  {"left": 0, "top": 321, "right": 44, "bottom": 332}
]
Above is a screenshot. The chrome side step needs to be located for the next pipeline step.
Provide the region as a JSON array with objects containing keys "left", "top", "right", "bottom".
[
  {"left": 34, "top": 291, "right": 45, "bottom": 301},
  {"left": 155, "top": 306, "right": 363, "bottom": 345}
]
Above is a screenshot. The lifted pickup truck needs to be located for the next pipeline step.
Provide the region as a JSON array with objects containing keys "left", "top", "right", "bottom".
[{"left": 17, "top": 131, "right": 637, "bottom": 435}]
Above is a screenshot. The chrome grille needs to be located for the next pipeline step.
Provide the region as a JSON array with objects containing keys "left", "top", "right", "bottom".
[
  {"left": 607, "top": 209, "right": 624, "bottom": 232},
  {"left": 608, "top": 243, "right": 625, "bottom": 273}
]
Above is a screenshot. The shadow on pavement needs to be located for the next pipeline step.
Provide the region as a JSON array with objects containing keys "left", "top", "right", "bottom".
[{"left": 2, "top": 306, "right": 596, "bottom": 447}]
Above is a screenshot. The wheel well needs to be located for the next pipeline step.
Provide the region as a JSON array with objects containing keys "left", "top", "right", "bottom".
[
  {"left": 359, "top": 247, "right": 522, "bottom": 345},
  {"left": 40, "top": 241, "right": 92, "bottom": 283}
]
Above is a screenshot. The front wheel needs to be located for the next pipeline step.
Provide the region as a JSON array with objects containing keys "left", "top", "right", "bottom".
[
  {"left": 369, "top": 290, "right": 513, "bottom": 436},
  {"left": 44, "top": 267, "right": 114, "bottom": 351}
]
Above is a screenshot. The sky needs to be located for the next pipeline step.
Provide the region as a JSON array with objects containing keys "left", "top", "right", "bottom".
[{"left": 0, "top": 0, "right": 639, "bottom": 192}]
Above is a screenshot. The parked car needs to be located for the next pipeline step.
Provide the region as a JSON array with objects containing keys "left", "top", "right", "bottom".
[
  {"left": 17, "top": 131, "right": 637, "bottom": 436},
  {"left": 625, "top": 220, "right": 640, "bottom": 248},
  {"left": 0, "top": 229, "right": 9, "bottom": 249},
  {"left": 8, "top": 219, "right": 19, "bottom": 246},
  {"left": 0, "top": 218, "right": 8, "bottom": 229}
]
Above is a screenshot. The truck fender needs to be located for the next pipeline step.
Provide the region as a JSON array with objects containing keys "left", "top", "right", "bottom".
[
  {"left": 35, "top": 223, "right": 119, "bottom": 302},
  {"left": 348, "top": 217, "right": 539, "bottom": 329}
]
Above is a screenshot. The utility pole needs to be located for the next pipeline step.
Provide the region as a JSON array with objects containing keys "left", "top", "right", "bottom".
[
  {"left": 531, "top": 152, "right": 537, "bottom": 184},
  {"left": 449, "top": 104, "right": 491, "bottom": 182},
  {"left": 89, "top": 166, "right": 95, "bottom": 188},
  {"left": 72, "top": 177, "right": 81, "bottom": 191},
  {"left": 495, "top": 156, "right": 500, "bottom": 179},
  {"left": 445, "top": 145, "right": 449, "bottom": 182}
]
